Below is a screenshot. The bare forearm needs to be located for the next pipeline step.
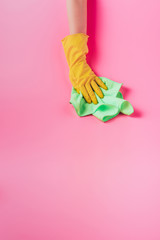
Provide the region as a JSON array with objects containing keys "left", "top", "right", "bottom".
[{"left": 66, "top": 0, "right": 87, "bottom": 34}]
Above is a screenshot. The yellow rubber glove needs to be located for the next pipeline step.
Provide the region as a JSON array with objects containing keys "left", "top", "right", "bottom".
[{"left": 61, "top": 33, "right": 108, "bottom": 104}]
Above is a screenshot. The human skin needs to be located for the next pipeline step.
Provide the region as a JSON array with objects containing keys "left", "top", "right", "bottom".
[
  {"left": 66, "top": 0, "right": 87, "bottom": 34},
  {"left": 65, "top": 0, "right": 107, "bottom": 104}
]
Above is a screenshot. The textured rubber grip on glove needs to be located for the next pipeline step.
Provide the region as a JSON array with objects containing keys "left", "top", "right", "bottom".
[{"left": 61, "top": 33, "right": 108, "bottom": 104}]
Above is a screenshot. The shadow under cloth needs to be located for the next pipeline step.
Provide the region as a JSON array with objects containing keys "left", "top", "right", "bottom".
[{"left": 69, "top": 77, "right": 134, "bottom": 122}]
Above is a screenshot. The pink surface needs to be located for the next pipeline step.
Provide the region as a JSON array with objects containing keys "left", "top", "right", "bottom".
[{"left": 0, "top": 0, "right": 160, "bottom": 239}]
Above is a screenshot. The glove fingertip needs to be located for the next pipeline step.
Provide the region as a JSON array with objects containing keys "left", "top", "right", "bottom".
[
  {"left": 85, "top": 98, "right": 92, "bottom": 104},
  {"left": 103, "top": 85, "right": 108, "bottom": 90},
  {"left": 93, "top": 100, "right": 98, "bottom": 105},
  {"left": 99, "top": 92, "right": 104, "bottom": 98}
]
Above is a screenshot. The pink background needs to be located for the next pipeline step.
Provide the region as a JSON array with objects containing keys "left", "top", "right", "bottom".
[{"left": 0, "top": 0, "right": 160, "bottom": 239}]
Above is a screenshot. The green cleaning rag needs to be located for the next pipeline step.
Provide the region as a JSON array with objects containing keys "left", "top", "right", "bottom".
[{"left": 69, "top": 77, "right": 134, "bottom": 122}]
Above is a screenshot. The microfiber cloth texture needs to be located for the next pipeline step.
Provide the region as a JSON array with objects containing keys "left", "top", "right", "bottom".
[{"left": 69, "top": 77, "right": 134, "bottom": 122}]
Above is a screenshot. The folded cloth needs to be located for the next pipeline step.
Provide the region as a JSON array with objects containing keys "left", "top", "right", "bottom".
[{"left": 69, "top": 76, "right": 134, "bottom": 122}]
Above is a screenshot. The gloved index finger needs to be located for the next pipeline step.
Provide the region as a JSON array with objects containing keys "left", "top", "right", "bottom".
[{"left": 95, "top": 77, "right": 108, "bottom": 90}]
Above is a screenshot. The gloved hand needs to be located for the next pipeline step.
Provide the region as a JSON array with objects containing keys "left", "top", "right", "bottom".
[{"left": 61, "top": 33, "right": 108, "bottom": 104}]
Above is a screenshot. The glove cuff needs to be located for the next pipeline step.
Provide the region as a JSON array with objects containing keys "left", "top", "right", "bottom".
[
  {"left": 61, "top": 33, "right": 90, "bottom": 68},
  {"left": 61, "top": 32, "right": 89, "bottom": 45}
]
